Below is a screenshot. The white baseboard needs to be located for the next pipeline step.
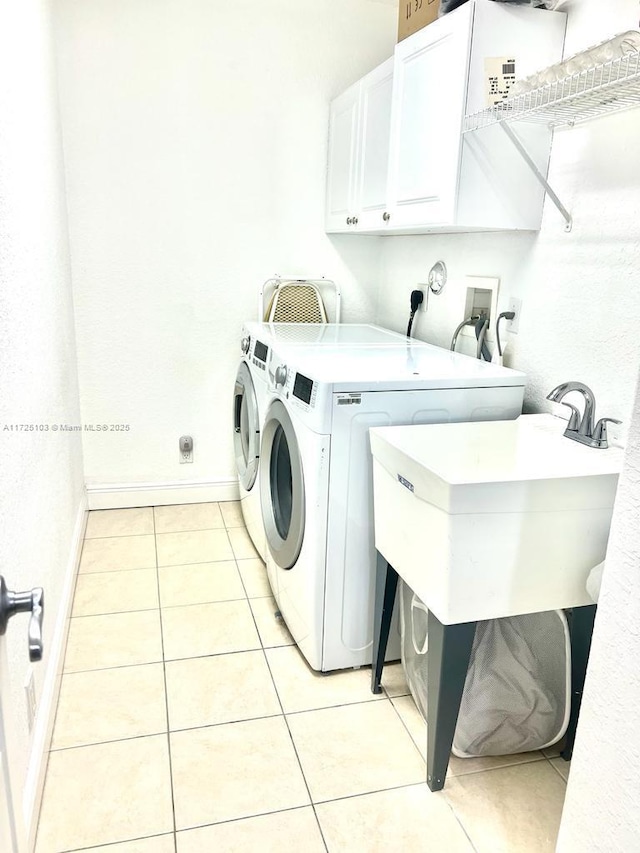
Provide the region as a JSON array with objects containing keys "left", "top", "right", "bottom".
[
  {"left": 86, "top": 478, "right": 240, "bottom": 510},
  {"left": 23, "top": 492, "right": 88, "bottom": 851}
]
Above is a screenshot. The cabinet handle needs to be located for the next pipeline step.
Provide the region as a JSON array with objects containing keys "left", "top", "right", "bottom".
[
  {"left": 346, "top": 217, "right": 352, "bottom": 225},
  {"left": 353, "top": 216, "right": 358, "bottom": 225},
  {"left": 382, "top": 212, "right": 391, "bottom": 222}
]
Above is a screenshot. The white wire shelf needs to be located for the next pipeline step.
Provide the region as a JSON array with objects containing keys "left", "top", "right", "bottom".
[{"left": 464, "top": 49, "right": 640, "bottom": 132}]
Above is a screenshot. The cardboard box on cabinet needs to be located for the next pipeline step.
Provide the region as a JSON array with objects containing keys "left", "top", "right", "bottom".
[{"left": 397, "top": 0, "right": 440, "bottom": 42}]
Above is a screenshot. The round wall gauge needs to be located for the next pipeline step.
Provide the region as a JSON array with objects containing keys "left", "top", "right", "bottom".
[{"left": 428, "top": 261, "right": 447, "bottom": 295}]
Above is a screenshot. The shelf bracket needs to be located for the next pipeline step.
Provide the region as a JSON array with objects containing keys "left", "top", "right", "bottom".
[{"left": 499, "top": 122, "right": 572, "bottom": 232}]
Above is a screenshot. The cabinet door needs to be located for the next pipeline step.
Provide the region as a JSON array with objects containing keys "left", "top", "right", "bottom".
[
  {"left": 355, "top": 57, "right": 394, "bottom": 231},
  {"left": 387, "top": 4, "right": 473, "bottom": 228},
  {"left": 325, "top": 82, "right": 360, "bottom": 232}
]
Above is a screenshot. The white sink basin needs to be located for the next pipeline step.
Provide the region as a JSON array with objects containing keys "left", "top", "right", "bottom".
[{"left": 370, "top": 414, "right": 622, "bottom": 624}]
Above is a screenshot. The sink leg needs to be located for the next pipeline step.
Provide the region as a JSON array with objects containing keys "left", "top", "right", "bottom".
[
  {"left": 426, "top": 613, "right": 476, "bottom": 792},
  {"left": 371, "top": 552, "right": 398, "bottom": 695},
  {"left": 561, "top": 604, "right": 597, "bottom": 762}
]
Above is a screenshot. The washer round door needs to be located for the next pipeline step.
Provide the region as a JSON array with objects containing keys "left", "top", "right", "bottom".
[
  {"left": 233, "top": 362, "right": 260, "bottom": 491},
  {"left": 260, "top": 399, "right": 305, "bottom": 570}
]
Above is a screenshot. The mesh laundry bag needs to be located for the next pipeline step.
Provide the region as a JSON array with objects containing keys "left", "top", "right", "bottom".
[{"left": 399, "top": 580, "right": 571, "bottom": 758}]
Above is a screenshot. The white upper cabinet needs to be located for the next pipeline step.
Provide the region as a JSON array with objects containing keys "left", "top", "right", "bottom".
[
  {"left": 325, "top": 0, "right": 567, "bottom": 235},
  {"left": 355, "top": 58, "right": 394, "bottom": 230},
  {"left": 325, "top": 81, "right": 360, "bottom": 232},
  {"left": 325, "top": 58, "right": 394, "bottom": 233},
  {"left": 387, "top": 4, "right": 473, "bottom": 229}
]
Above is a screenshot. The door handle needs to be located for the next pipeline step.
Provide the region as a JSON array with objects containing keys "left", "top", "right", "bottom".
[
  {"left": 0, "top": 576, "right": 44, "bottom": 662},
  {"left": 234, "top": 393, "right": 243, "bottom": 434}
]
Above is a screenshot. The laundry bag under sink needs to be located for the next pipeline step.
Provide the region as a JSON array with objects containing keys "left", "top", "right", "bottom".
[{"left": 399, "top": 580, "right": 571, "bottom": 758}]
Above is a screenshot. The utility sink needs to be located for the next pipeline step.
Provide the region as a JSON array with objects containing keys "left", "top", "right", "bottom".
[{"left": 370, "top": 414, "right": 622, "bottom": 624}]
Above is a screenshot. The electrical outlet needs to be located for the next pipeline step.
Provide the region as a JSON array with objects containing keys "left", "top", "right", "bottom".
[
  {"left": 418, "top": 285, "right": 429, "bottom": 312},
  {"left": 24, "top": 669, "right": 36, "bottom": 732},
  {"left": 507, "top": 297, "right": 522, "bottom": 334},
  {"left": 179, "top": 435, "right": 193, "bottom": 464}
]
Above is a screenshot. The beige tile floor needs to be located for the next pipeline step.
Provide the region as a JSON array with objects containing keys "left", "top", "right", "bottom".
[{"left": 35, "top": 503, "right": 569, "bottom": 852}]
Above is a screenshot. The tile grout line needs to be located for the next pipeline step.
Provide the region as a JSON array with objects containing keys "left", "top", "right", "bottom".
[
  {"left": 173, "top": 802, "right": 318, "bottom": 839},
  {"left": 60, "top": 642, "right": 294, "bottom": 677},
  {"left": 386, "top": 685, "right": 430, "bottom": 765},
  {"left": 156, "top": 778, "right": 483, "bottom": 847},
  {"left": 61, "top": 830, "right": 175, "bottom": 853},
  {"left": 448, "top": 753, "right": 550, "bottom": 779},
  {"left": 228, "top": 555, "right": 328, "bottom": 845},
  {"left": 86, "top": 524, "right": 248, "bottom": 540},
  {"left": 384, "top": 698, "right": 480, "bottom": 851},
  {"left": 49, "top": 692, "right": 401, "bottom": 753},
  {"left": 77, "top": 554, "right": 241, "bottom": 575},
  {"left": 311, "top": 778, "right": 458, "bottom": 807},
  {"left": 49, "top": 730, "right": 181, "bottom": 754},
  {"left": 77, "top": 557, "right": 264, "bottom": 581},
  {"left": 254, "top": 614, "right": 329, "bottom": 853},
  {"left": 389, "top": 693, "right": 550, "bottom": 778},
  {"left": 77, "top": 555, "right": 262, "bottom": 574},
  {"left": 152, "top": 506, "right": 179, "bottom": 853},
  {"left": 69, "top": 594, "right": 273, "bottom": 621},
  {"left": 86, "top": 524, "right": 234, "bottom": 540},
  {"left": 546, "top": 754, "right": 570, "bottom": 784}
]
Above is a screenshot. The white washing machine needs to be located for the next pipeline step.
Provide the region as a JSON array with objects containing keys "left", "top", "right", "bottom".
[
  {"left": 233, "top": 332, "right": 273, "bottom": 562},
  {"left": 259, "top": 343, "right": 526, "bottom": 672},
  {"left": 235, "top": 322, "right": 428, "bottom": 565}
]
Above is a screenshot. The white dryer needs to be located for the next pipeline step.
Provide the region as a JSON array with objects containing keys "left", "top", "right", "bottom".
[
  {"left": 259, "top": 343, "right": 526, "bottom": 672},
  {"left": 235, "top": 322, "right": 426, "bottom": 566},
  {"left": 242, "top": 321, "right": 415, "bottom": 349}
]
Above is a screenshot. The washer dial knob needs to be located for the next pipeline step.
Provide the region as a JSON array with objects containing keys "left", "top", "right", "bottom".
[
  {"left": 275, "top": 365, "right": 288, "bottom": 387},
  {"left": 241, "top": 336, "right": 250, "bottom": 355}
]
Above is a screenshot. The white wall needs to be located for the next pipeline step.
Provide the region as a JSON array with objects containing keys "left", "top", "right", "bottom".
[
  {"left": 557, "top": 367, "right": 640, "bottom": 849},
  {"left": 375, "top": 0, "right": 640, "bottom": 439},
  {"left": 54, "top": 0, "right": 395, "bottom": 490},
  {"left": 0, "top": 0, "right": 85, "bottom": 838}
]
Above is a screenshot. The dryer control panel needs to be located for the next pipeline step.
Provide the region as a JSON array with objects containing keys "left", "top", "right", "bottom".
[
  {"left": 271, "top": 362, "right": 317, "bottom": 411},
  {"left": 267, "top": 352, "right": 332, "bottom": 434},
  {"left": 293, "top": 373, "right": 315, "bottom": 407}
]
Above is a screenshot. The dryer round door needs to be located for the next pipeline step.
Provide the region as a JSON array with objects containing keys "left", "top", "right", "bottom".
[
  {"left": 260, "top": 399, "right": 305, "bottom": 570},
  {"left": 233, "top": 361, "right": 260, "bottom": 491}
]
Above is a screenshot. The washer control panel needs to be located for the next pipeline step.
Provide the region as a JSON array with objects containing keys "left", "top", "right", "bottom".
[{"left": 251, "top": 338, "right": 269, "bottom": 372}]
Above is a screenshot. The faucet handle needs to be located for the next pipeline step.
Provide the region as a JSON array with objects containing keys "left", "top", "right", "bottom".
[
  {"left": 560, "top": 402, "right": 581, "bottom": 431},
  {"left": 593, "top": 418, "right": 622, "bottom": 447}
]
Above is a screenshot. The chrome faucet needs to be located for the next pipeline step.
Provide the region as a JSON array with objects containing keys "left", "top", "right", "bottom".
[{"left": 546, "top": 381, "right": 621, "bottom": 449}]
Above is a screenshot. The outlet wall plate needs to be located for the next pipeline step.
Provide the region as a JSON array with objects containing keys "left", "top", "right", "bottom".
[
  {"left": 179, "top": 435, "right": 194, "bottom": 464},
  {"left": 507, "top": 297, "right": 522, "bottom": 334}
]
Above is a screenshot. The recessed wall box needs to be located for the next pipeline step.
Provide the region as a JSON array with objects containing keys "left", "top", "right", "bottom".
[{"left": 460, "top": 276, "right": 500, "bottom": 343}]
